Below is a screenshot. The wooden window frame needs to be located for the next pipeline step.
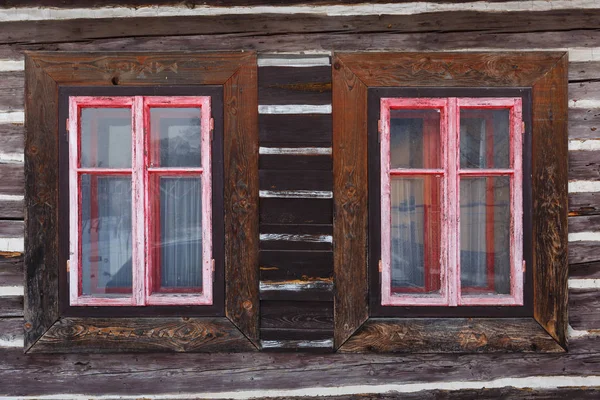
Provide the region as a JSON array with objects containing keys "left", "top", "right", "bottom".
[
  {"left": 68, "top": 95, "right": 214, "bottom": 307},
  {"left": 333, "top": 52, "right": 568, "bottom": 353},
  {"left": 380, "top": 97, "right": 524, "bottom": 307},
  {"left": 24, "top": 52, "right": 259, "bottom": 353}
]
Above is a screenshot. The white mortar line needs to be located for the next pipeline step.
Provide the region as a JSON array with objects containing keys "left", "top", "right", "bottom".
[
  {"left": 569, "top": 140, "right": 600, "bottom": 151},
  {"left": 568, "top": 232, "right": 600, "bottom": 242},
  {"left": 259, "top": 190, "right": 333, "bottom": 199},
  {"left": 0, "top": 338, "right": 23, "bottom": 348},
  {"left": 258, "top": 104, "right": 332, "bottom": 114},
  {"left": 260, "top": 233, "right": 332, "bottom": 243},
  {"left": 569, "top": 99, "right": 600, "bottom": 109},
  {"left": 259, "top": 147, "right": 332, "bottom": 155},
  {"left": 0, "top": 111, "right": 24, "bottom": 124},
  {"left": 2, "top": 1, "right": 600, "bottom": 21},
  {"left": 258, "top": 56, "right": 331, "bottom": 67},
  {"left": 0, "top": 238, "right": 24, "bottom": 252},
  {"left": 260, "top": 281, "right": 333, "bottom": 291},
  {"left": 261, "top": 339, "right": 334, "bottom": 349},
  {"left": 0, "top": 60, "right": 24, "bottom": 72},
  {"left": 568, "top": 180, "right": 600, "bottom": 193},
  {"left": 0, "top": 286, "right": 24, "bottom": 297},
  {"left": 2, "top": 375, "right": 600, "bottom": 399},
  {"left": 0, "top": 152, "right": 24, "bottom": 164},
  {"left": 0, "top": 194, "right": 24, "bottom": 201},
  {"left": 569, "top": 279, "right": 600, "bottom": 289}
]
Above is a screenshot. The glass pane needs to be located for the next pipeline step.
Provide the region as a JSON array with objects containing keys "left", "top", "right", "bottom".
[
  {"left": 150, "top": 176, "right": 203, "bottom": 293},
  {"left": 460, "top": 176, "right": 511, "bottom": 295},
  {"left": 150, "top": 108, "right": 202, "bottom": 168},
  {"left": 390, "top": 109, "right": 441, "bottom": 169},
  {"left": 390, "top": 176, "right": 442, "bottom": 294},
  {"left": 80, "top": 174, "right": 132, "bottom": 296},
  {"left": 460, "top": 109, "right": 510, "bottom": 169},
  {"left": 80, "top": 108, "right": 132, "bottom": 168}
]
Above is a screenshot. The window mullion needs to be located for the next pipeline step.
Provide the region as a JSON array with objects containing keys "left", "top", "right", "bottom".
[
  {"left": 447, "top": 98, "right": 459, "bottom": 307},
  {"left": 132, "top": 96, "right": 146, "bottom": 306}
]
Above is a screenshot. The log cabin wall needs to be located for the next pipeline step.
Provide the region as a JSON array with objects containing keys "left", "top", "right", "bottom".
[{"left": 1, "top": 0, "right": 600, "bottom": 397}]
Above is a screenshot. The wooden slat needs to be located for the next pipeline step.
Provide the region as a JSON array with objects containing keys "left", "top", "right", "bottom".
[
  {"left": 260, "top": 328, "right": 332, "bottom": 341},
  {"left": 260, "top": 225, "right": 332, "bottom": 251},
  {"left": 569, "top": 151, "right": 600, "bottom": 180},
  {"left": 259, "top": 114, "right": 332, "bottom": 147},
  {"left": 0, "top": 163, "right": 23, "bottom": 196},
  {"left": 569, "top": 290, "right": 600, "bottom": 330},
  {"left": 0, "top": 254, "right": 23, "bottom": 287},
  {"left": 260, "top": 288, "right": 333, "bottom": 302},
  {"left": 339, "top": 318, "right": 564, "bottom": 353},
  {"left": 30, "top": 317, "right": 257, "bottom": 353},
  {"left": 259, "top": 66, "right": 331, "bottom": 105},
  {"left": 569, "top": 80, "right": 600, "bottom": 103},
  {"left": 0, "top": 296, "right": 23, "bottom": 317},
  {"left": 570, "top": 260, "right": 600, "bottom": 279},
  {"left": 569, "top": 241, "right": 600, "bottom": 265},
  {"left": 569, "top": 109, "right": 600, "bottom": 140},
  {"left": 260, "top": 300, "right": 333, "bottom": 331},
  {"left": 0, "top": 198, "right": 23, "bottom": 219},
  {"left": 260, "top": 198, "right": 332, "bottom": 225},
  {"left": 0, "top": 71, "right": 23, "bottom": 111},
  {"left": 260, "top": 250, "right": 333, "bottom": 282},
  {"left": 568, "top": 214, "right": 600, "bottom": 233},
  {"left": 570, "top": 61, "right": 600, "bottom": 82},
  {"left": 0, "top": 123, "right": 24, "bottom": 154},
  {"left": 259, "top": 154, "right": 332, "bottom": 170},
  {"left": 260, "top": 170, "right": 332, "bottom": 191},
  {"left": 568, "top": 335, "right": 600, "bottom": 354},
  {"left": 569, "top": 192, "right": 600, "bottom": 217},
  {"left": 0, "top": 220, "right": 23, "bottom": 237}
]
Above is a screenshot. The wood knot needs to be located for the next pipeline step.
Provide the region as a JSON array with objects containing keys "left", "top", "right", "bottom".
[
  {"left": 111, "top": 76, "right": 120, "bottom": 85},
  {"left": 243, "top": 300, "right": 253, "bottom": 310},
  {"left": 24, "top": 322, "right": 32, "bottom": 330},
  {"left": 333, "top": 62, "right": 341, "bottom": 70}
]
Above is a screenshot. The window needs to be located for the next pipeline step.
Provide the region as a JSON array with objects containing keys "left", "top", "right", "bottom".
[
  {"left": 68, "top": 96, "right": 213, "bottom": 306},
  {"left": 379, "top": 97, "right": 523, "bottom": 307},
  {"left": 333, "top": 52, "right": 568, "bottom": 353}
]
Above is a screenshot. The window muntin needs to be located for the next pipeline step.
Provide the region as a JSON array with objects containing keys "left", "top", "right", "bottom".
[
  {"left": 380, "top": 97, "right": 523, "bottom": 307},
  {"left": 68, "top": 96, "right": 213, "bottom": 307}
]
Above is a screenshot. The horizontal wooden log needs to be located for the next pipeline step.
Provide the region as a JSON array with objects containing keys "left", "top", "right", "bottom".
[
  {"left": 0, "top": 296, "right": 22, "bottom": 317},
  {"left": 0, "top": 254, "right": 22, "bottom": 287},
  {"left": 570, "top": 260, "right": 600, "bottom": 279},
  {"left": 260, "top": 154, "right": 332, "bottom": 171},
  {"left": 29, "top": 317, "right": 257, "bottom": 353},
  {"left": 570, "top": 61, "right": 600, "bottom": 82},
  {"left": 259, "top": 66, "right": 331, "bottom": 105},
  {"left": 261, "top": 300, "right": 333, "bottom": 330},
  {"left": 568, "top": 214, "right": 600, "bottom": 234},
  {"left": 0, "top": 220, "right": 22, "bottom": 237},
  {"left": 260, "top": 328, "right": 333, "bottom": 341},
  {"left": 260, "top": 198, "right": 332, "bottom": 225},
  {"left": 0, "top": 317, "right": 22, "bottom": 346},
  {"left": 0, "top": 163, "right": 23, "bottom": 196},
  {"left": 569, "top": 290, "right": 600, "bottom": 330},
  {"left": 0, "top": 124, "right": 24, "bottom": 154},
  {"left": 569, "top": 150, "right": 600, "bottom": 181},
  {"left": 339, "top": 318, "right": 564, "bottom": 353},
  {"left": 260, "top": 287, "right": 333, "bottom": 302},
  {"left": 570, "top": 80, "right": 600, "bottom": 104},
  {"left": 568, "top": 334, "right": 600, "bottom": 354},
  {"left": 569, "top": 192, "right": 600, "bottom": 217},
  {"left": 260, "top": 225, "right": 332, "bottom": 251},
  {"left": 260, "top": 170, "right": 332, "bottom": 191},
  {"left": 0, "top": 71, "right": 23, "bottom": 111},
  {"left": 260, "top": 114, "right": 332, "bottom": 147},
  {"left": 0, "top": 198, "right": 23, "bottom": 219},
  {"left": 569, "top": 109, "right": 600, "bottom": 140},
  {"left": 568, "top": 241, "right": 600, "bottom": 265},
  {"left": 260, "top": 250, "right": 333, "bottom": 282}
]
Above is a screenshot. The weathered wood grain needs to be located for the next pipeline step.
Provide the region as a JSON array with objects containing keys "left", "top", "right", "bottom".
[
  {"left": 0, "top": 124, "right": 24, "bottom": 155},
  {"left": 570, "top": 260, "right": 600, "bottom": 279},
  {"left": 569, "top": 109, "right": 600, "bottom": 140},
  {"left": 0, "top": 163, "right": 23, "bottom": 195},
  {"left": 569, "top": 150, "right": 600, "bottom": 181},
  {"left": 570, "top": 192, "right": 600, "bottom": 217},
  {"left": 569, "top": 290, "right": 600, "bottom": 330},
  {"left": 0, "top": 317, "right": 22, "bottom": 345},
  {"left": 567, "top": 335, "right": 600, "bottom": 354},
  {"left": 0, "top": 198, "right": 23, "bottom": 219},
  {"left": 261, "top": 300, "right": 333, "bottom": 331},
  {"left": 570, "top": 80, "right": 600, "bottom": 104},
  {"left": 569, "top": 241, "right": 600, "bottom": 265},
  {"left": 260, "top": 287, "right": 334, "bottom": 302},
  {"left": 260, "top": 328, "right": 333, "bottom": 342},
  {"left": 260, "top": 229, "right": 332, "bottom": 251},
  {"left": 259, "top": 66, "right": 331, "bottom": 105},
  {"left": 260, "top": 198, "right": 332, "bottom": 225},
  {"left": 260, "top": 154, "right": 332, "bottom": 171},
  {"left": 332, "top": 55, "right": 369, "bottom": 349},
  {"left": 0, "top": 71, "right": 23, "bottom": 111},
  {"left": 530, "top": 53, "right": 569, "bottom": 349},
  {"left": 0, "top": 220, "right": 22, "bottom": 237},
  {"left": 260, "top": 250, "right": 333, "bottom": 282},
  {"left": 0, "top": 296, "right": 23, "bottom": 317},
  {"left": 339, "top": 319, "right": 564, "bottom": 353},
  {"left": 568, "top": 214, "right": 600, "bottom": 234},
  {"left": 260, "top": 114, "right": 332, "bottom": 147},
  {"left": 0, "top": 254, "right": 22, "bottom": 287},
  {"left": 260, "top": 170, "right": 332, "bottom": 191},
  {"left": 570, "top": 61, "right": 600, "bottom": 82},
  {"left": 30, "top": 317, "right": 257, "bottom": 353}
]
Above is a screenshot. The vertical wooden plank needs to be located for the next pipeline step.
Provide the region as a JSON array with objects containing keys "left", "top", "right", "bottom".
[
  {"left": 224, "top": 54, "right": 260, "bottom": 346},
  {"left": 23, "top": 54, "right": 59, "bottom": 350},
  {"left": 332, "top": 55, "right": 368, "bottom": 348},
  {"left": 132, "top": 96, "right": 145, "bottom": 306},
  {"left": 531, "top": 54, "right": 569, "bottom": 349}
]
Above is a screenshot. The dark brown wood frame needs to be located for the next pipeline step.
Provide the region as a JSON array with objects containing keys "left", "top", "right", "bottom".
[
  {"left": 333, "top": 52, "right": 568, "bottom": 353},
  {"left": 24, "top": 52, "right": 259, "bottom": 353}
]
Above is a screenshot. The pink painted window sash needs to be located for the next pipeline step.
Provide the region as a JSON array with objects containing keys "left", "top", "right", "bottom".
[
  {"left": 380, "top": 97, "right": 523, "bottom": 307},
  {"left": 68, "top": 96, "right": 213, "bottom": 307}
]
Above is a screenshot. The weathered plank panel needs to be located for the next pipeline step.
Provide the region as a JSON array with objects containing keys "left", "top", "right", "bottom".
[
  {"left": 261, "top": 300, "right": 334, "bottom": 330},
  {"left": 0, "top": 198, "right": 23, "bottom": 219},
  {"left": 260, "top": 287, "right": 333, "bottom": 302},
  {"left": 570, "top": 61, "right": 600, "bottom": 82},
  {"left": 569, "top": 241, "right": 600, "bottom": 265},
  {"left": 569, "top": 109, "right": 600, "bottom": 140},
  {"left": 260, "top": 250, "right": 333, "bottom": 282},
  {"left": 0, "top": 296, "right": 23, "bottom": 317},
  {"left": 259, "top": 66, "right": 331, "bottom": 105},
  {"left": 260, "top": 198, "right": 332, "bottom": 225},
  {"left": 568, "top": 214, "right": 600, "bottom": 233},
  {"left": 0, "top": 124, "right": 24, "bottom": 155},
  {"left": 569, "top": 290, "right": 600, "bottom": 330},
  {"left": 0, "top": 220, "right": 23, "bottom": 237},
  {"left": 570, "top": 260, "right": 600, "bottom": 279},
  {"left": 0, "top": 163, "right": 23, "bottom": 195},
  {"left": 570, "top": 80, "right": 600, "bottom": 104},
  {"left": 340, "top": 319, "right": 564, "bottom": 353},
  {"left": 260, "top": 170, "right": 333, "bottom": 191},
  {"left": 0, "top": 254, "right": 22, "bottom": 287},
  {"left": 260, "top": 154, "right": 332, "bottom": 171},
  {"left": 260, "top": 114, "right": 332, "bottom": 147},
  {"left": 570, "top": 192, "right": 600, "bottom": 217},
  {"left": 260, "top": 224, "right": 332, "bottom": 251},
  {"left": 569, "top": 150, "right": 600, "bottom": 181},
  {"left": 260, "top": 328, "right": 333, "bottom": 341},
  {"left": 0, "top": 318, "right": 22, "bottom": 346},
  {"left": 0, "top": 71, "right": 23, "bottom": 111}
]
